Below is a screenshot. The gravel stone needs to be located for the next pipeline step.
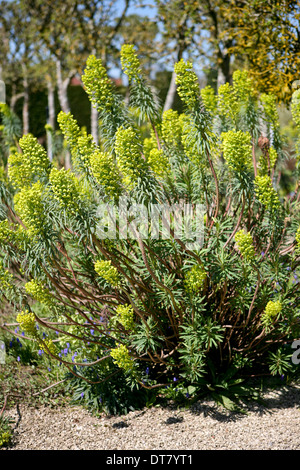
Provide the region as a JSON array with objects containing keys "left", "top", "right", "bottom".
[{"left": 2, "top": 384, "right": 300, "bottom": 450}]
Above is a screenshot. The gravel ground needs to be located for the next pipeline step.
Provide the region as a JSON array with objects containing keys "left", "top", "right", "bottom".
[{"left": 2, "top": 384, "right": 300, "bottom": 451}]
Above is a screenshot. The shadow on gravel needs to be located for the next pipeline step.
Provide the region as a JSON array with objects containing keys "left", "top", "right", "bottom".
[{"left": 187, "top": 384, "right": 300, "bottom": 423}]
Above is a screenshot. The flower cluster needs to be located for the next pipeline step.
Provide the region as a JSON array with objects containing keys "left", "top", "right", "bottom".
[
  {"left": 16, "top": 310, "right": 37, "bottom": 337},
  {"left": 14, "top": 181, "right": 46, "bottom": 236},
  {"left": 0, "top": 262, "right": 14, "bottom": 291},
  {"left": 291, "top": 89, "right": 300, "bottom": 128},
  {"left": 254, "top": 175, "right": 280, "bottom": 212},
  {"left": 161, "top": 109, "right": 182, "bottom": 146},
  {"left": 200, "top": 85, "right": 217, "bottom": 115},
  {"left": 180, "top": 114, "right": 205, "bottom": 165},
  {"left": 295, "top": 226, "right": 300, "bottom": 252},
  {"left": 261, "top": 300, "right": 282, "bottom": 327},
  {"left": 25, "top": 279, "right": 54, "bottom": 307},
  {"left": 0, "top": 220, "right": 15, "bottom": 245},
  {"left": 221, "top": 130, "right": 252, "bottom": 173},
  {"left": 39, "top": 338, "right": 57, "bottom": 356},
  {"left": 110, "top": 343, "right": 134, "bottom": 371},
  {"left": 147, "top": 148, "right": 171, "bottom": 178},
  {"left": 89, "top": 150, "right": 123, "bottom": 199},
  {"left": 235, "top": 230, "right": 255, "bottom": 261},
  {"left": 265, "top": 300, "right": 282, "bottom": 318},
  {"left": 94, "top": 259, "right": 121, "bottom": 287},
  {"left": 57, "top": 111, "right": 81, "bottom": 152},
  {"left": 0, "top": 432, "right": 12, "bottom": 448},
  {"left": 120, "top": 44, "right": 142, "bottom": 82},
  {"left": 81, "top": 55, "right": 114, "bottom": 112},
  {"left": 115, "top": 304, "right": 135, "bottom": 330},
  {"left": 259, "top": 146, "right": 278, "bottom": 175},
  {"left": 114, "top": 126, "right": 149, "bottom": 188},
  {"left": 8, "top": 134, "right": 50, "bottom": 190},
  {"left": 143, "top": 132, "right": 158, "bottom": 159},
  {"left": 260, "top": 93, "right": 279, "bottom": 126},
  {"left": 232, "top": 70, "right": 255, "bottom": 103},
  {"left": 77, "top": 134, "right": 97, "bottom": 169},
  {"left": 49, "top": 167, "right": 82, "bottom": 213},
  {"left": 217, "top": 82, "right": 239, "bottom": 123},
  {"left": 174, "top": 59, "right": 200, "bottom": 110},
  {"left": 184, "top": 264, "right": 207, "bottom": 293}
]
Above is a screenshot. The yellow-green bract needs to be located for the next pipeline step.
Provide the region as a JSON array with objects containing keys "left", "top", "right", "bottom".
[{"left": 235, "top": 230, "right": 255, "bottom": 261}]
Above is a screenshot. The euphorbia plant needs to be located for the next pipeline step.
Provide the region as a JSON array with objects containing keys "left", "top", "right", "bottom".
[{"left": 0, "top": 45, "right": 300, "bottom": 409}]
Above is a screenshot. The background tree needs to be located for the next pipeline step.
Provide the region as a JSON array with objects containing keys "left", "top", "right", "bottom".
[{"left": 220, "top": 0, "right": 300, "bottom": 102}]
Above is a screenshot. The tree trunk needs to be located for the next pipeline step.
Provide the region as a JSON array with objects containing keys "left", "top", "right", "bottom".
[
  {"left": 163, "top": 69, "right": 177, "bottom": 113},
  {"left": 163, "top": 40, "right": 185, "bottom": 113},
  {"left": 56, "top": 59, "right": 72, "bottom": 168},
  {"left": 46, "top": 79, "right": 56, "bottom": 161},
  {"left": 56, "top": 59, "right": 71, "bottom": 114},
  {"left": 22, "top": 66, "right": 30, "bottom": 135},
  {"left": 217, "top": 44, "right": 232, "bottom": 89},
  {"left": 91, "top": 105, "right": 99, "bottom": 146}
]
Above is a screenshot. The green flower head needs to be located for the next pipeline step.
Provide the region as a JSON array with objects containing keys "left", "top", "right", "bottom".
[
  {"left": 260, "top": 93, "right": 279, "bottom": 126},
  {"left": 184, "top": 264, "right": 207, "bottom": 293},
  {"left": 221, "top": 130, "right": 252, "bottom": 173},
  {"left": 94, "top": 259, "right": 121, "bottom": 287},
  {"left": 120, "top": 44, "right": 142, "bottom": 82},
  {"left": 8, "top": 134, "right": 50, "bottom": 190},
  {"left": 147, "top": 148, "right": 171, "bottom": 178},
  {"left": 200, "top": 85, "right": 218, "bottom": 115},
  {"left": 295, "top": 226, "right": 300, "bottom": 252},
  {"left": 57, "top": 111, "right": 81, "bottom": 151},
  {"left": 14, "top": 181, "right": 46, "bottom": 237},
  {"left": 254, "top": 174, "right": 280, "bottom": 212},
  {"left": 161, "top": 109, "right": 182, "bottom": 146},
  {"left": 115, "top": 304, "right": 135, "bottom": 330},
  {"left": 16, "top": 310, "right": 37, "bottom": 337},
  {"left": 25, "top": 279, "right": 54, "bottom": 307},
  {"left": 217, "top": 82, "right": 239, "bottom": 122},
  {"left": 114, "top": 126, "right": 149, "bottom": 188},
  {"left": 235, "top": 229, "right": 255, "bottom": 261},
  {"left": 174, "top": 59, "right": 200, "bottom": 110},
  {"left": 82, "top": 55, "right": 114, "bottom": 112},
  {"left": 110, "top": 343, "right": 134, "bottom": 371},
  {"left": 232, "top": 70, "right": 255, "bottom": 103},
  {"left": 291, "top": 89, "right": 300, "bottom": 128},
  {"left": 49, "top": 167, "right": 82, "bottom": 213},
  {"left": 39, "top": 338, "right": 57, "bottom": 356},
  {"left": 89, "top": 150, "right": 123, "bottom": 199}
]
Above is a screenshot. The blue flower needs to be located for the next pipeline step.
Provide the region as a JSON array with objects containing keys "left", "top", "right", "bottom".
[
  {"left": 81, "top": 392, "right": 84, "bottom": 398},
  {"left": 17, "top": 356, "right": 20, "bottom": 362},
  {"left": 38, "top": 349, "right": 43, "bottom": 356},
  {"left": 145, "top": 367, "right": 150, "bottom": 375},
  {"left": 90, "top": 329, "right": 94, "bottom": 335}
]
